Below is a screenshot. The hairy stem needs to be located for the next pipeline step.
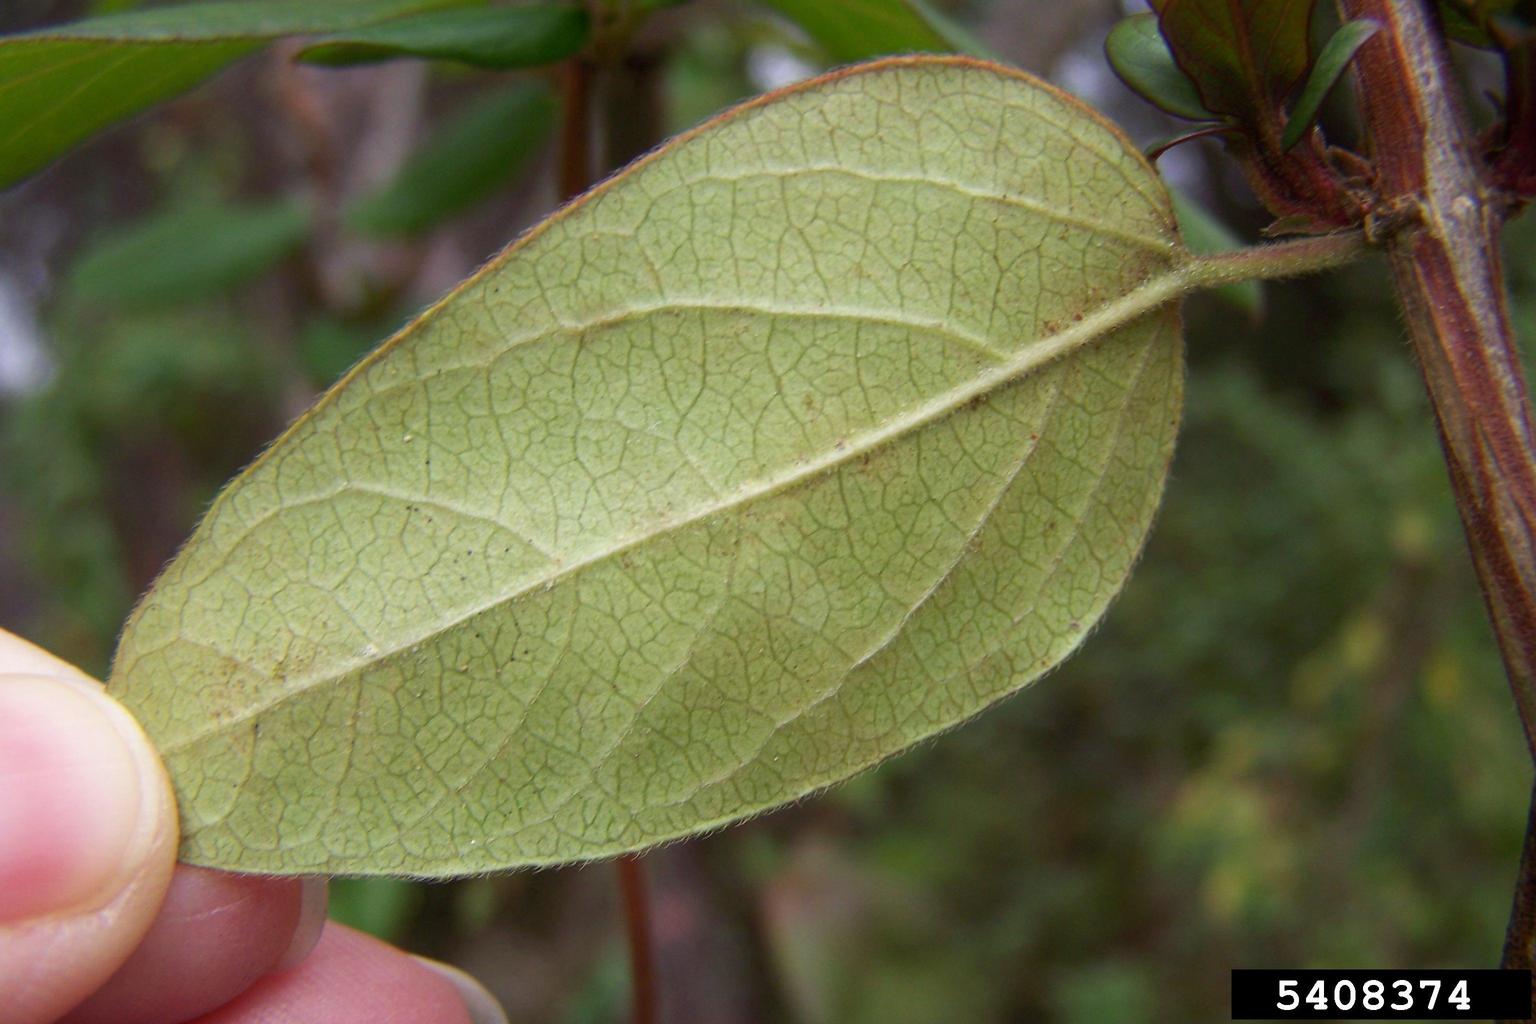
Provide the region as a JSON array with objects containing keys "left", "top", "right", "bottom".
[
  {"left": 1340, "top": 0, "right": 1536, "bottom": 760},
  {"left": 1339, "top": 0, "right": 1536, "bottom": 1006},
  {"left": 1180, "top": 230, "right": 1368, "bottom": 289}
]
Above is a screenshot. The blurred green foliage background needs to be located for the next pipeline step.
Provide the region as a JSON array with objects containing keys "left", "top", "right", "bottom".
[{"left": 1, "top": 1, "right": 1531, "bottom": 1021}]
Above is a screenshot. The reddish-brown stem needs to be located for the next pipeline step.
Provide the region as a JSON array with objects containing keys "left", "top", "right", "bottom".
[
  {"left": 618, "top": 854, "right": 659, "bottom": 1024},
  {"left": 1340, "top": 0, "right": 1536, "bottom": 755},
  {"left": 1503, "top": 781, "right": 1536, "bottom": 1022},
  {"left": 1340, "top": 0, "right": 1536, "bottom": 1002},
  {"left": 558, "top": 57, "right": 593, "bottom": 203}
]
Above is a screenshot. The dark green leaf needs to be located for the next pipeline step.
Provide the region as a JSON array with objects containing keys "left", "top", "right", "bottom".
[
  {"left": 1105, "top": 14, "right": 1216, "bottom": 122},
  {"left": 13, "top": 0, "right": 477, "bottom": 39},
  {"left": 87, "top": 0, "right": 155, "bottom": 13},
  {"left": 1149, "top": 0, "right": 1314, "bottom": 133},
  {"left": 1282, "top": 19, "right": 1379, "bottom": 150},
  {"left": 346, "top": 82, "right": 555, "bottom": 236},
  {"left": 69, "top": 198, "right": 310, "bottom": 307},
  {"left": 0, "top": 0, "right": 481, "bottom": 189},
  {"left": 759, "top": 0, "right": 951, "bottom": 62},
  {"left": 297, "top": 5, "right": 587, "bottom": 70}
]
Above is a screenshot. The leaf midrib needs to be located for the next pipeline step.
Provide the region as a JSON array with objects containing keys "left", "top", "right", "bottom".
[{"left": 152, "top": 258, "right": 1193, "bottom": 755}]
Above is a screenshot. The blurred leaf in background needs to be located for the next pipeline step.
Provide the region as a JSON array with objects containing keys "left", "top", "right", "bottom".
[
  {"left": 0, "top": 0, "right": 482, "bottom": 186},
  {"left": 297, "top": 4, "right": 588, "bottom": 69},
  {"left": 330, "top": 877, "right": 424, "bottom": 941},
  {"left": 756, "top": 0, "right": 952, "bottom": 61},
  {"left": 347, "top": 81, "right": 556, "bottom": 237},
  {"left": 67, "top": 198, "right": 309, "bottom": 308}
]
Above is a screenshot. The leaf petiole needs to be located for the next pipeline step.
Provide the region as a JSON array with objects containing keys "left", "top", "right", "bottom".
[{"left": 1178, "top": 229, "right": 1369, "bottom": 291}]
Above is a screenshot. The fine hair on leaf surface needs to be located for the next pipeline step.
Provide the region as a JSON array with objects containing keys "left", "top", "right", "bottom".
[{"left": 110, "top": 55, "right": 1192, "bottom": 877}]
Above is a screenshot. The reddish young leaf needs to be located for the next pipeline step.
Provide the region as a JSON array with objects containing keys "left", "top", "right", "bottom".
[
  {"left": 1145, "top": 0, "right": 1364, "bottom": 231},
  {"left": 1148, "top": 0, "right": 1314, "bottom": 139}
]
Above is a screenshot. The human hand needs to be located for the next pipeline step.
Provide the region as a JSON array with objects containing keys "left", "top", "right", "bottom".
[{"left": 0, "top": 627, "right": 506, "bottom": 1024}]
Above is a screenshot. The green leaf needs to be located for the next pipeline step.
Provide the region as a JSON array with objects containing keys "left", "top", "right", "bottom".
[
  {"left": 1105, "top": 14, "right": 1216, "bottom": 122},
  {"left": 1281, "top": 19, "right": 1379, "bottom": 151},
  {"left": 110, "top": 56, "right": 1189, "bottom": 876},
  {"left": 1170, "top": 190, "right": 1263, "bottom": 318},
  {"left": 347, "top": 82, "right": 555, "bottom": 236},
  {"left": 1149, "top": 0, "right": 1314, "bottom": 133},
  {"left": 68, "top": 197, "right": 310, "bottom": 308},
  {"left": 902, "top": 0, "right": 1000, "bottom": 61},
  {"left": 759, "top": 0, "right": 952, "bottom": 62},
  {"left": 0, "top": 0, "right": 480, "bottom": 189},
  {"left": 297, "top": 5, "right": 587, "bottom": 70}
]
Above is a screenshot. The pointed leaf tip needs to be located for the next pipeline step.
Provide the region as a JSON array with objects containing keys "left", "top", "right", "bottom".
[{"left": 1282, "top": 19, "right": 1380, "bottom": 151}]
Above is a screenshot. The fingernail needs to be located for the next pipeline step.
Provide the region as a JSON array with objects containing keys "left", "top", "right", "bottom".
[
  {"left": 273, "top": 877, "right": 329, "bottom": 972},
  {"left": 0, "top": 674, "right": 167, "bottom": 922},
  {"left": 412, "top": 956, "right": 509, "bottom": 1024}
]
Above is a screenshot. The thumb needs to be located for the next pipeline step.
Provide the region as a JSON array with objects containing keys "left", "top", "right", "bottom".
[{"left": 0, "top": 634, "right": 177, "bottom": 1024}]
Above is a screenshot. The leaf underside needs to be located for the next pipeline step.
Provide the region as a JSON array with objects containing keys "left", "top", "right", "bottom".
[{"left": 109, "top": 56, "right": 1186, "bottom": 876}]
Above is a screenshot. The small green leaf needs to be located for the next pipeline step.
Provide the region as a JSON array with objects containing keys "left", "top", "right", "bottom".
[
  {"left": 69, "top": 198, "right": 310, "bottom": 308},
  {"left": 1171, "top": 190, "right": 1263, "bottom": 317},
  {"left": 758, "top": 0, "right": 951, "bottom": 62},
  {"left": 1282, "top": 19, "right": 1379, "bottom": 151},
  {"left": 297, "top": 5, "right": 587, "bottom": 70},
  {"left": 1149, "top": 0, "right": 1314, "bottom": 133},
  {"left": 111, "top": 56, "right": 1190, "bottom": 876},
  {"left": 0, "top": 0, "right": 481, "bottom": 189},
  {"left": 347, "top": 82, "right": 555, "bottom": 237},
  {"left": 1105, "top": 14, "right": 1216, "bottom": 122}
]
